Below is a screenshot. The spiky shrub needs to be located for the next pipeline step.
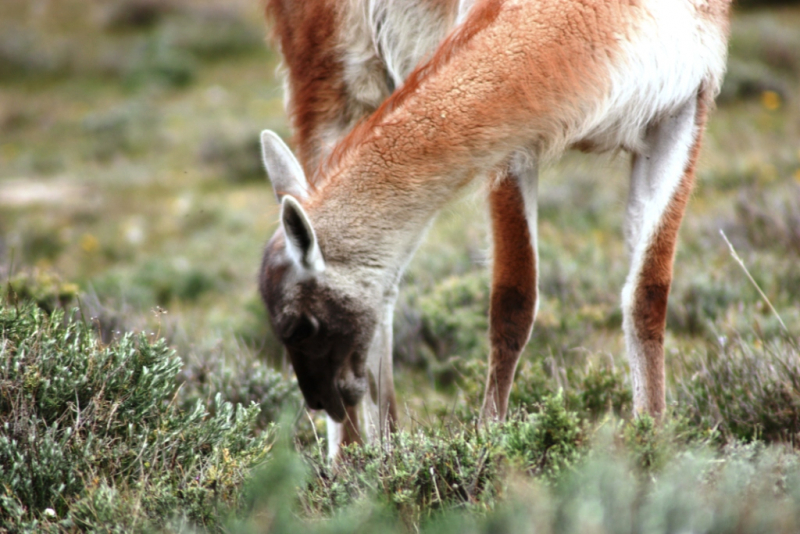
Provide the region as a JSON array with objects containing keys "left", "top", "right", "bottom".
[
  {"left": 509, "top": 359, "right": 632, "bottom": 421},
  {"left": 0, "top": 299, "right": 273, "bottom": 532},
  {"left": 300, "top": 423, "right": 504, "bottom": 525},
  {"left": 297, "top": 393, "right": 587, "bottom": 528},
  {"left": 503, "top": 392, "right": 585, "bottom": 479},
  {"left": 177, "top": 348, "right": 301, "bottom": 430},
  {"left": 676, "top": 335, "right": 800, "bottom": 443},
  {"left": 237, "top": 421, "right": 800, "bottom": 534},
  {"left": 394, "top": 272, "right": 490, "bottom": 375}
]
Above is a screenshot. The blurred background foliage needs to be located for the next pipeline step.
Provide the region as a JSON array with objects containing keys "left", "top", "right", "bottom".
[{"left": 2, "top": 0, "right": 800, "bottom": 532}]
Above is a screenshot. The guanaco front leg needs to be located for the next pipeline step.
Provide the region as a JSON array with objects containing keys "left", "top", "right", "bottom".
[
  {"left": 361, "top": 300, "right": 398, "bottom": 438},
  {"left": 623, "top": 94, "right": 708, "bottom": 417},
  {"left": 481, "top": 158, "right": 539, "bottom": 422},
  {"left": 326, "top": 302, "right": 397, "bottom": 460}
]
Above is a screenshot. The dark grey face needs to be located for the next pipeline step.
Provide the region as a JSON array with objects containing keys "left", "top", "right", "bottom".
[{"left": 259, "top": 234, "right": 377, "bottom": 422}]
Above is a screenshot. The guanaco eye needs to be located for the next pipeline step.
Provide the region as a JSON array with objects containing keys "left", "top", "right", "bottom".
[{"left": 284, "top": 314, "right": 318, "bottom": 344}]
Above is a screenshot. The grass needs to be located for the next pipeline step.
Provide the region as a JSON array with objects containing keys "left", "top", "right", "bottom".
[{"left": 2, "top": 0, "right": 800, "bottom": 532}]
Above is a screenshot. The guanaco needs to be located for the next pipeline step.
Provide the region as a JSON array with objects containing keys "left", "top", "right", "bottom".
[{"left": 260, "top": 0, "right": 731, "bottom": 458}]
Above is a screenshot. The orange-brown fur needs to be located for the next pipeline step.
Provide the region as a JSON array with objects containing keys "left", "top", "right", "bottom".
[
  {"left": 265, "top": 0, "right": 347, "bottom": 178},
  {"left": 324, "top": 0, "right": 504, "bottom": 175},
  {"left": 307, "top": 2, "right": 624, "bottom": 253},
  {"left": 483, "top": 172, "right": 537, "bottom": 420}
]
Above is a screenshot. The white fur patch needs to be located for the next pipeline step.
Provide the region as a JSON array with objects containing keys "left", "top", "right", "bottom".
[
  {"left": 339, "top": 0, "right": 455, "bottom": 110},
  {"left": 326, "top": 415, "right": 342, "bottom": 460},
  {"left": 619, "top": 97, "right": 699, "bottom": 409},
  {"left": 509, "top": 150, "right": 541, "bottom": 319},
  {"left": 573, "top": 0, "right": 728, "bottom": 153}
]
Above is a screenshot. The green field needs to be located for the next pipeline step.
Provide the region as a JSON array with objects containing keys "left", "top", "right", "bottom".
[{"left": 2, "top": 1, "right": 800, "bottom": 532}]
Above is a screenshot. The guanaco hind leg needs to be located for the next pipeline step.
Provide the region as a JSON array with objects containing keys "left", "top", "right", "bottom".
[
  {"left": 481, "top": 157, "right": 539, "bottom": 422},
  {"left": 622, "top": 94, "right": 708, "bottom": 417}
]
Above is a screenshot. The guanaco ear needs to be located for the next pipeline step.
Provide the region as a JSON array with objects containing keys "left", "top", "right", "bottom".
[
  {"left": 281, "top": 195, "right": 325, "bottom": 274},
  {"left": 261, "top": 130, "right": 308, "bottom": 202}
]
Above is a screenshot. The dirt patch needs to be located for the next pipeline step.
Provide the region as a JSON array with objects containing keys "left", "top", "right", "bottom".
[{"left": 0, "top": 178, "right": 96, "bottom": 207}]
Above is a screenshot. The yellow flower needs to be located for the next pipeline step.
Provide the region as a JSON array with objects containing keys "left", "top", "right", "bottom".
[
  {"left": 760, "top": 90, "right": 781, "bottom": 111},
  {"left": 61, "top": 283, "right": 79, "bottom": 296},
  {"left": 794, "top": 169, "right": 800, "bottom": 184},
  {"left": 80, "top": 233, "right": 99, "bottom": 253}
]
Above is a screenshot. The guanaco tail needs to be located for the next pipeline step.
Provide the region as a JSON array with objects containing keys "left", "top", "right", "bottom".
[{"left": 258, "top": 0, "right": 731, "bottom": 458}]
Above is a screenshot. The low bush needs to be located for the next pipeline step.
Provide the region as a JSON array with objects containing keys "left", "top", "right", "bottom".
[
  {"left": 297, "top": 392, "right": 586, "bottom": 527},
  {"left": 177, "top": 348, "right": 301, "bottom": 430},
  {"left": 503, "top": 392, "right": 585, "bottom": 479},
  {"left": 676, "top": 335, "right": 800, "bottom": 443},
  {"left": 735, "top": 185, "right": 800, "bottom": 256},
  {"left": 511, "top": 358, "right": 632, "bottom": 420},
  {"left": 81, "top": 101, "right": 158, "bottom": 162},
  {"left": 0, "top": 298, "right": 274, "bottom": 532},
  {"left": 721, "top": 8, "right": 800, "bottom": 102},
  {"left": 236, "top": 417, "right": 800, "bottom": 534},
  {"left": 301, "top": 422, "right": 503, "bottom": 524},
  {"left": 417, "top": 272, "right": 490, "bottom": 364},
  {"left": 668, "top": 274, "right": 742, "bottom": 336},
  {"left": 0, "top": 29, "right": 70, "bottom": 81},
  {"left": 99, "top": 258, "right": 224, "bottom": 308},
  {"left": 100, "top": 0, "right": 179, "bottom": 31},
  {"left": 737, "top": 1, "right": 800, "bottom": 12},
  {"left": 4, "top": 270, "right": 79, "bottom": 312}
]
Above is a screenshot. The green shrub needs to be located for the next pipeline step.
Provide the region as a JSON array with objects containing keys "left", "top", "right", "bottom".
[
  {"left": 676, "top": 335, "right": 800, "bottom": 443},
  {"left": 4, "top": 270, "right": 79, "bottom": 313},
  {"left": 720, "top": 9, "right": 800, "bottom": 102},
  {"left": 572, "top": 364, "right": 632, "bottom": 419},
  {"left": 100, "top": 0, "right": 179, "bottom": 31},
  {"left": 0, "top": 29, "right": 70, "bottom": 81},
  {"left": 620, "top": 413, "right": 712, "bottom": 472},
  {"left": 158, "top": 12, "right": 263, "bottom": 61},
  {"left": 735, "top": 185, "right": 800, "bottom": 256},
  {"left": 177, "top": 348, "right": 301, "bottom": 430},
  {"left": 117, "top": 7, "right": 263, "bottom": 89},
  {"left": 418, "top": 272, "right": 490, "bottom": 362},
  {"left": 81, "top": 101, "right": 157, "bottom": 161},
  {"left": 124, "top": 35, "right": 198, "bottom": 89},
  {"left": 511, "top": 358, "right": 632, "bottom": 420},
  {"left": 503, "top": 392, "right": 584, "bottom": 479},
  {"left": 301, "top": 422, "right": 503, "bottom": 525},
  {"left": 508, "top": 359, "right": 552, "bottom": 412},
  {"left": 394, "top": 271, "right": 490, "bottom": 385},
  {"left": 737, "top": 0, "right": 800, "bottom": 6},
  {"left": 0, "top": 298, "right": 273, "bottom": 532},
  {"left": 234, "top": 419, "right": 800, "bottom": 534},
  {"left": 668, "top": 274, "right": 741, "bottom": 336},
  {"left": 233, "top": 295, "right": 285, "bottom": 362},
  {"left": 115, "top": 258, "right": 222, "bottom": 307}
]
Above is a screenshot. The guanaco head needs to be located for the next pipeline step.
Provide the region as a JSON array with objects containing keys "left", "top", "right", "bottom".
[{"left": 258, "top": 130, "right": 380, "bottom": 423}]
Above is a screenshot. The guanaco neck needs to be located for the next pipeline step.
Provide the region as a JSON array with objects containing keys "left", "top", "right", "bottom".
[{"left": 303, "top": 0, "right": 631, "bottom": 278}]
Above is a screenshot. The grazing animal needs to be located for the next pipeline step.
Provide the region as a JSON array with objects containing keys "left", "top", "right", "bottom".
[{"left": 260, "top": 0, "right": 731, "bottom": 458}]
